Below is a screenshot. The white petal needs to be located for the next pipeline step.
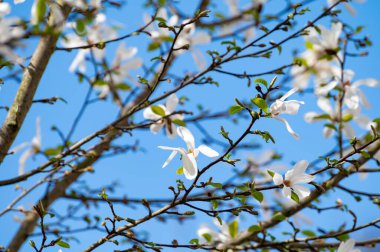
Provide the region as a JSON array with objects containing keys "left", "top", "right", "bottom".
[
  {"left": 150, "top": 123, "right": 164, "bottom": 134},
  {"left": 283, "top": 100, "right": 304, "bottom": 115},
  {"left": 274, "top": 117, "right": 299, "bottom": 140},
  {"left": 197, "top": 144, "right": 219, "bottom": 157},
  {"left": 19, "top": 149, "right": 33, "bottom": 175},
  {"left": 304, "top": 112, "right": 319, "bottom": 123},
  {"left": 165, "top": 124, "right": 177, "bottom": 139},
  {"left": 292, "top": 160, "right": 309, "bottom": 174},
  {"left": 344, "top": 87, "right": 359, "bottom": 110},
  {"left": 177, "top": 127, "right": 195, "bottom": 150},
  {"left": 273, "top": 173, "right": 283, "bottom": 185},
  {"left": 292, "top": 185, "right": 311, "bottom": 199},
  {"left": 315, "top": 80, "right": 338, "bottom": 96},
  {"left": 182, "top": 153, "right": 198, "bottom": 180},
  {"left": 342, "top": 124, "right": 356, "bottom": 139},
  {"left": 282, "top": 186, "right": 292, "bottom": 199},
  {"left": 352, "top": 78, "right": 380, "bottom": 88},
  {"left": 165, "top": 94, "right": 179, "bottom": 113},
  {"left": 162, "top": 151, "right": 178, "bottom": 168},
  {"left": 280, "top": 88, "right": 298, "bottom": 101},
  {"left": 191, "top": 31, "right": 211, "bottom": 45},
  {"left": 337, "top": 239, "right": 356, "bottom": 252},
  {"left": 143, "top": 107, "right": 161, "bottom": 120},
  {"left": 317, "top": 97, "right": 333, "bottom": 115},
  {"left": 323, "top": 127, "right": 334, "bottom": 138}
]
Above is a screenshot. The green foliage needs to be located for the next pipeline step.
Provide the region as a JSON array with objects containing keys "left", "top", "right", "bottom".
[{"left": 150, "top": 105, "right": 165, "bottom": 116}]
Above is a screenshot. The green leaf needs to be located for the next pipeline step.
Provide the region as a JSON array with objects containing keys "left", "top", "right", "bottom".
[
  {"left": 342, "top": 113, "right": 353, "bottom": 122},
  {"left": 210, "top": 183, "right": 223, "bottom": 189},
  {"left": 248, "top": 225, "right": 261, "bottom": 233},
  {"left": 115, "top": 83, "right": 131, "bottom": 91},
  {"left": 211, "top": 200, "right": 218, "bottom": 210},
  {"left": 251, "top": 190, "right": 264, "bottom": 203},
  {"left": 302, "top": 230, "right": 316, "bottom": 237},
  {"left": 337, "top": 233, "right": 350, "bottom": 241},
  {"left": 216, "top": 216, "right": 223, "bottom": 225},
  {"left": 172, "top": 119, "right": 186, "bottom": 127},
  {"left": 202, "top": 233, "right": 212, "bottom": 242},
  {"left": 291, "top": 191, "right": 300, "bottom": 204},
  {"left": 361, "top": 151, "right": 371, "bottom": 159},
  {"left": 305, "top": 41, "right": 313, "bottom": 50},
  {"left": 267, "top": 170, "right": 275, "bottom": 177},
  {"left": 228, "top": 220, "right": 239, "bottom": 238},
  {"left": 76, "top": 19, "right": 86, "bottom": 35},
  {"left": 254, "top": 78, "right": 268, "bottom": 88},
  {"left": 29, "top": 240, "right": 36, "bottom": 248},
  {"left": 36, "top": 0, "right": 47, "bottom": 24},
  {"left": 273, "top": 213, "right": 285, "bottom": 222},
  {"left": 150, "top": 105, "right": 165, "bottom": 116},
  {"left": 176, "top": 167, "right": 184, "bottom": 175},
  {"left": 93, "top": 80, "right": 108, "bottom": 86},
  {"left": 148, "top": 41, "right": 161, "bottom": 51},
  {"left": 189, "top": 238, "right": 199, "bottom": 245},
  {"left": 251, "top": 97, "right": 269, "bottom": 113},
  {"left": 56, "top": 240, "right": 70, "bottom": 248},
  {"left": 229, "top": 104, "right": 243, "bottom": 114}
]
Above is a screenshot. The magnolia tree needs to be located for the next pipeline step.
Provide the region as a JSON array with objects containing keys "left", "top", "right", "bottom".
[{"left": 0, "top": 0, "right": 379, "bottom": 251}]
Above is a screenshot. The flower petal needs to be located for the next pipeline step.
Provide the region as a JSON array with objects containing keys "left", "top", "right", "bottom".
[
  {"left": 150, "top": 123, "right": 164, "bottom": 134},
  {"left": 292, "top": 160, "right": 309, "bottom": 174},
  {"left": 282, "top": 186, "right": 292, "bottom": 199},
  {"left": 177, "top": 127, "right": 195, "bottom": 150},
  {"left": 162, "top": 151, "right": 178, "bottom": 168},
  {"left": 274, "top": 117, "right": 299, "bottom": 140},
  {"left": 280, "top": 88, "right": 298, "bottom": 101},
  {"left": 273, "top": 173, "right": 284, "bottom": 185},
  {"left": 143, "top": 107, "right": 161, "bottom": 120},
  {"left": 292, "top": 185, "right": 311, "bottom": 199},
  {"left": 165, "top": 94, "right": 179, "bottom": 113},
  {"left": 197, "top": 144, "right": 219, "bottom": 158},
  {"left": 182, "top": 153, "right": 198, "bottom": 180}
]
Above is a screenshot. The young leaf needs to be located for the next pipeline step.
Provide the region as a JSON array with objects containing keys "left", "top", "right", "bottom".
[
  {"left": 151, "top": 105, "right": 165, "bottom": 116},
  {"left": 251, "top": 97, "right": 269, "bottom": 113},
  {"left": 228, "top": 220, "right": 239, "bottom": 238},
  {"left": 229, "top": 104, "right": 243, "bottom": 114},
  {"left": 56, "top": 240, "right": 70, "bottom": 248}
]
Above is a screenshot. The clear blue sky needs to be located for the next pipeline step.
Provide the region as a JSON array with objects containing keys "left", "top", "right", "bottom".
[{"left": 1, "top": 0, "right": 379, "bottom": 251}]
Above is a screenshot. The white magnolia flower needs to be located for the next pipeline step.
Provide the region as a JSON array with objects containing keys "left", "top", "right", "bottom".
[
  {"left": 198, "top": 219, "right": 242, "bottom": 249},
  {"left": 305, "top": 97, "right": 376, "bottom": 139},
  {"left": 61, "top": 13, "right": 117, "bottom": 73},
  {"left": 337, "top": 239, "right": 361, "bottom": 252},
  {"left": 269, "top": 88, "right": 304, "bottom": 139},
  {"left": 328, "top": 0, "right": 365, "bottom": 16},
  {"left": 272, "top": 160, "right": 315, "bottom": 200},
  {"left": 158, "top": 127, "right": 219, "bottom": 180},
  {"left": 292, "top": 22, "right": 342, "bottom": 90},
  {"left": 0, "top": 4, "right": 25, "bottom": 63},
  {"left": 143, "top": 94, "right": 184, "bottom": 139},
  {"left": 144, "top": 8, "right": 178, "bottom": 42},
  {"left": 175, "top": 19, "right": 211, "bottom": 69},
  {"left": 11, "top": 118, "right": 42, "bottom": 175},
  {"left": 96, "top": 42, "right": 142, "bottom": 98}
]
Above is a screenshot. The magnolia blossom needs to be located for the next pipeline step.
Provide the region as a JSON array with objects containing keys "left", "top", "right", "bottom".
[
  {"left": 304, "top": 97, "right": 376, "bottom": 139},
  {"left": 337, "top": 239, "right": 361, "bottom": 252},
  {"left": 269, "top": 88, "right": 304, "bottom": 139},
  {"left": 315, "top": 69, "right": 380, "bottom": 110},
  {"left": 292, "top": 22, "right": 342, "bottom": 90},
  {"left": 96, "top": 42, "right": 142, "bottom": 98},
  {"left": 328, "top": 0, "right": 366, "bottom": 16},
  {"left": 197, "top": 219, "right": 242, "bottom": 249},
  {"left": 143, "top": 94, "right": 184, "bottom": 138},
  {"left": 272, "top": 160, "right": 315, "bottom": 200},
  {"left": 247, "top": 150, "right": 287, "bottom": 182},
  {"left": 175, "top": 19, "right": 211, "bottom": 69},
  {"left": 11, "top": 118, "right": 42, "bottom": 175},
  {"left": 0, "top": 4, "right": 25, "bottom": 64},
  {"left": 144, "top": 8, "right": 178, "bottom": 42},
  {"left": 158, "top": 127, "right": 219, "bottom": 180},
  {"left": 61, "top": 13, "right": 117, "bottom": 73}
]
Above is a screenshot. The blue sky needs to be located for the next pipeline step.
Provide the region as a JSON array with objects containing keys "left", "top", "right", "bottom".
[{"left": 0, "top": 0, "right": 379, "bottom": 251}]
